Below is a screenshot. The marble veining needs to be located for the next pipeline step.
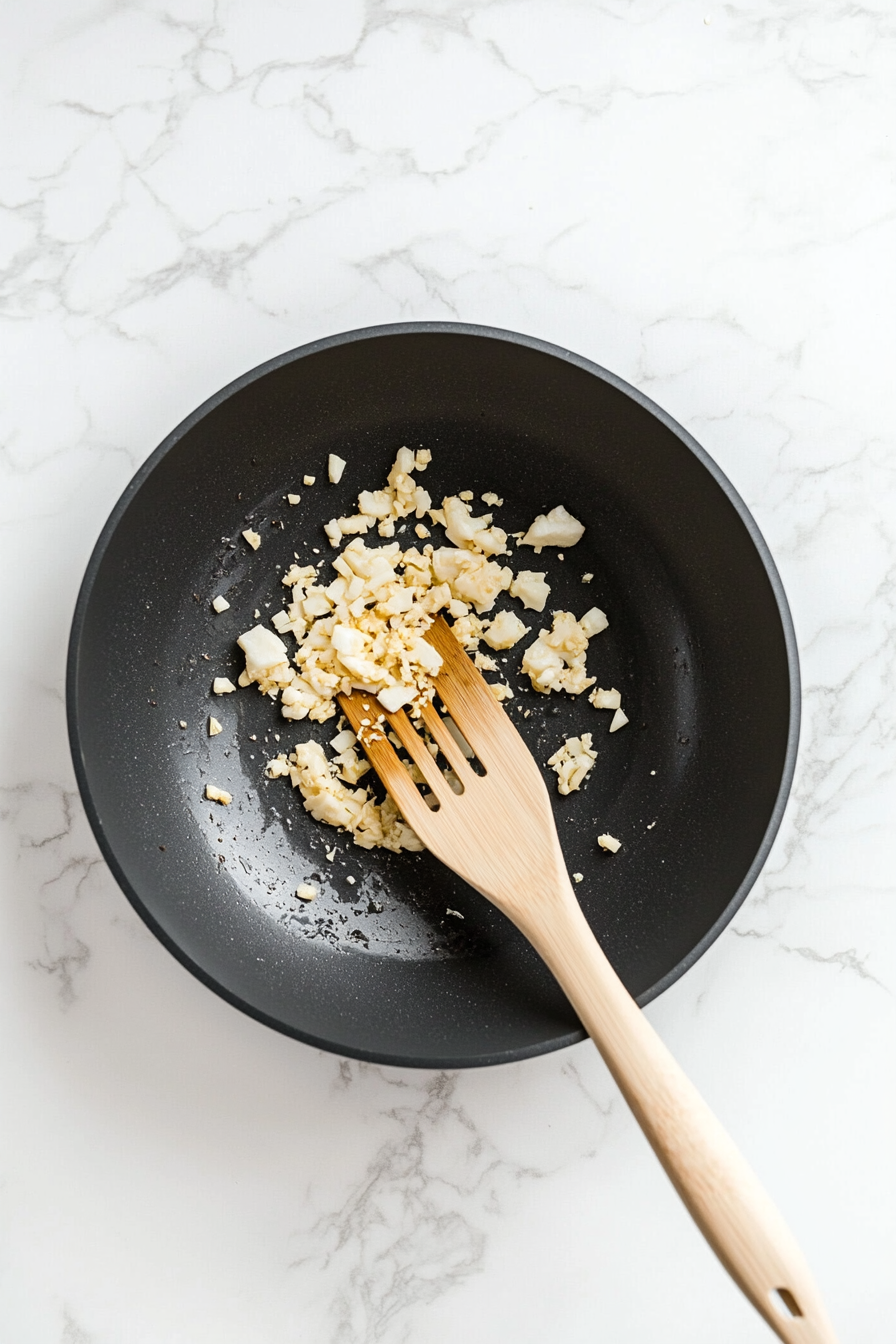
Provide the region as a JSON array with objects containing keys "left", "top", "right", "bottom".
[{"left": 1, "top": 3, "right": 894, "bottom": 1341}]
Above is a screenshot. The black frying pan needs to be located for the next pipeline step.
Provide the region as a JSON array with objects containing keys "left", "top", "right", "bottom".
[{"left": 67, "top": 323, "right": 799, "bottom": 1067}]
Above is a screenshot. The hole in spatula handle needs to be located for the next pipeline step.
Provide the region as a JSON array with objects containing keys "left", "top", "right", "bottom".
[{"left": 771, "top": 1288, "right": 803, "bottom": 1319}]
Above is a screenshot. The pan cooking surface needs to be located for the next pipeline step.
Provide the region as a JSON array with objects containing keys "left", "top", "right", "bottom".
[{"left": 67, "top": 324, "right": 798, "bottom": 1067}]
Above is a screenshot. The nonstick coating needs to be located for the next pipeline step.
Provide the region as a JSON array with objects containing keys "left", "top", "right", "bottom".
[{"left": 67, "top": 324, "right": 799, "bottom": 1068}]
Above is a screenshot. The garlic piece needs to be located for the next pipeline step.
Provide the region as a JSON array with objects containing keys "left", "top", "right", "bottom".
[
  {"left": 482, "top": 609, "right": 529, "bottom": 650},
  {"left": 329, "top": 729, "right": 358, "bottom": 753},
  {"left": 520, "top": 504, "right": 584, "bottom": 551},
  {"left": 213, "top": 677, "right": 236, "bottom": 695},
  {"left": 547, "top": 733, "right": 597, "bottom": 795},
  {"left": 442, "top": 495, "right": 507, "bottom": 557},
  {"left": 509, "top": 571, "right": 550, "bottom": 612},
  {"left": 474, "top": 651, "right": 498, "bottom": 672},
  {"left": 579, "top": 606, "right": 608, "bottom": 637},
  {"left": 237, "top": 626, "right": 290, "bottom": 682},
  {"left": 521, "top": 611, "right": 595, "bottom": 696},
  {"left": 205, "top": 784, "right": 232, "bottom": 805},
  {"left": 208, "top": 716, "right": 223, "bottom": 736},
  {"left": 589, "top": 687, "right": 621, "bottom": 710},
  {"left": 287, "top": 740, "right": 423, "bottom": 852},
  {"left": 242, "top": 529, "right": 261, "bottom": 550},
  {"left": 598, "top": 833, "right": 621, "bottom": 853},
  {"left": 296, "top": 884, "right": 317, "bottom": 901},
  {"left": 212, "top": 595, "right": 230, "bottom": 613},
  {"left": 328, "top": 454, "right": 347, "bottom": 484},
  {"left": 609, "top": 708, "right": 629, "bottom": 732}
]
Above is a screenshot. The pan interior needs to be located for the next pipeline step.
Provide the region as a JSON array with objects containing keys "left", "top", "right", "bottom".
[{"left": 69, "top": 328, "right": 795, "bottom": 1067}]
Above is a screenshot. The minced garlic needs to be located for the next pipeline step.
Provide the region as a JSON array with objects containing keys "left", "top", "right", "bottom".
[
  {"left": 242, "top": 529, "right": 261, "bottom": 550},
  {"left": 296, "top": 883, "right": 317, "bottom": 900},
  {"left": 598, "top": 833, "right": 621, "bottom": 853},
  {"left": 271, "top": 739, "right": 423, "bottom": 852},
  {"left": 208, "top": 716, "right": 223, "bottom": 736},
  {"left": 229, "top": 447, "right": 625, "bottom": 852},
  {"left": 547, "top": 733, "right": 597, "bottom": 795},
  {"left": 521, "top": 611, "right": 596, "bottom": 696},
  {"left": 212, "top": 595, "right": 230, "bottom": 613},
  {"left": 213, "top": 677, "right": 236, "bottom": 695},
  {"left": 237, "top": 451, "right": 521, "bottom": 727},
  {"left": 205, "top": 784, "right": 232, "bottom": 805}
]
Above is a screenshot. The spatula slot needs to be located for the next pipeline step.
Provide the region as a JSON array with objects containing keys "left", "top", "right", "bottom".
[
  {"left": 386, "top": 704, "right": 465, "bottom": 805},
  {"left": 430, "top": 692, "right": 487, "bottom": 777}
]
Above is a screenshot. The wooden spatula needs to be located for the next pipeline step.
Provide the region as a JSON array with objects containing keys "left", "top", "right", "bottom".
[{"left": 338, "top": 615, "right": 837, "bottom": 1344}]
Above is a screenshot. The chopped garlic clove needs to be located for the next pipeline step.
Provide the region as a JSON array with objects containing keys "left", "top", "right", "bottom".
[
  {"left": 287, "top": 493, "right": 301, "bottom": 505},
  {"left": 208, "top": 716, "right": 223, "bottom": 736},
  {"left": 598, "top": 833, "right": 621, "bottom": 853},
  {"left": 609, "top": 708, "right": 629, "bottom": 732},
  {"left": 548, "top": 732, "right": 597, "bottom": 794},
  {"left": 509, "top": 571, "right": 550, "bottom": 612},
  {"left": 579, "top": 606, "right": 609, "bottom": 637},
  {"left": 211, "top": 595, "right": 230, "bottom": 613},
  {"left": 573, "top": 872, "right": 584, "bottom": 883},
  {"left": 482, "top": 609, "right": 530, "bottom": 649},
  {"left": 328, "top": 454, "right": 346, "bottom": 484},
  {"left": 303, "top": 475, "right": 316, "bottom": 486},
  {"left": 237, "top": 625, "right": 290, "bottom": 680},
  {"left": 242, "top": 529, "right": 261, "bottom": 550},
  {"left": 520, "top": 505, "right": 584, "bottom": 550},
  {"left": 296, "top": 883, "right": 317, "bottom": 900},
  {"left": 329, "top": 729, "right": 358, "bottom": 753},
  {"left": 213, "top": 677, "right": 236, "bottom": 695},
  {"left": 205, "top": 784, "right": 232, "bottom": 805},
  {"left": 589, "top": 687, "right": 621, "bottom": 710},
  {"left": 377, "top": 684, "right": 416, "bottom": 713}
]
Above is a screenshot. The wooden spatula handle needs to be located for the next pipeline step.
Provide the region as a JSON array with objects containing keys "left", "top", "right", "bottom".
[{"left": 522, "top": 886, "right": 838, "bottom": 1344}]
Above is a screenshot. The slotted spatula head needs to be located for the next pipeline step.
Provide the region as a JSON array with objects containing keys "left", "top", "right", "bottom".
[{"left": 337, "top": 616, "right": 572, "bottom": 922}]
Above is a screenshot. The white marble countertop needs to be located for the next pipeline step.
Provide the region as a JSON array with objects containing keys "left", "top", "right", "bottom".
[{"left": 2, "top": 4, "right": 893, "bottom": 1341}]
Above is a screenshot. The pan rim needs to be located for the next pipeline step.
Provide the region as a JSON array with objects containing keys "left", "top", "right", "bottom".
[{"left": 66, "top": 320, "right": 801, "bottom": 1068}]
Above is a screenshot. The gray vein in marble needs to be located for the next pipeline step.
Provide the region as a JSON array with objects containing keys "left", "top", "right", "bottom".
[
  {"left": 732, "top": 926, "right": 888, "bottom": 991},
  {"left": 1, "top": 782, "right": 101, "bottom": 1006},
  {"left": 60, "top": 1307, "right": 93, "bottom": 1344},
  {"left": 290, "top": 1065, "right": 603, "bottom": 1342}
]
